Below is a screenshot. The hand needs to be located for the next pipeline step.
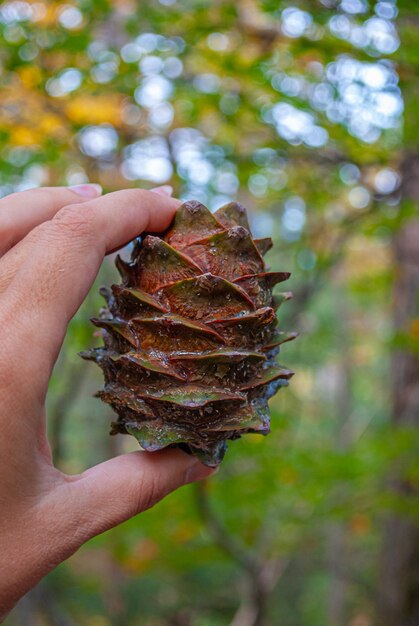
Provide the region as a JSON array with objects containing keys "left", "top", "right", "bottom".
[{"left": 0, "top": 184, "right": 215, "bottom": 619}]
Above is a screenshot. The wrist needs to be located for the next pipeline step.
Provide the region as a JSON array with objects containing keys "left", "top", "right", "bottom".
[{"left": 0, "top": 491, "right": 84, "bottom": 618}]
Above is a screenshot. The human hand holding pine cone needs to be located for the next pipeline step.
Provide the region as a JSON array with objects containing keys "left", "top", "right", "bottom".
[{"left": 0, "top": 185, "right": 215, "bottom": 619}]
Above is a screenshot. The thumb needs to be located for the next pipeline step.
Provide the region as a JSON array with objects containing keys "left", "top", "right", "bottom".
[{"left": 57, "top": 449, "right": 215, "bottom": 542}]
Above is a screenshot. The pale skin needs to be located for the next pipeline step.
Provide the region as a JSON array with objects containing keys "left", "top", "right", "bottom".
[{"left": 0, "top": 184, "right": 216, "bottom": 620}]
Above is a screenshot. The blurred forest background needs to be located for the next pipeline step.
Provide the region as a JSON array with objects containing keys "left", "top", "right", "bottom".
[{"left": 1, "top": 0, "right": 418, "bottom": 625}]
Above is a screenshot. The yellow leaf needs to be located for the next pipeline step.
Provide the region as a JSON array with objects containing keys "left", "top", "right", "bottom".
[
  {"left": 350, "top": 514, "right": 371, "bottom": 536},
  {"left": 32, "top": 4, "right": 58, "bottom": 26},
  {"left": 39, "top": 113, "right": 66, "bottom": 137},
  {"left": 9, "top": 126, "right": 41, "bottom": 146},
  {"left": 410, "top": 318, "right": 419, "bottom": 339},
  {"left": 66, "top": 96, "right": 122, "bottom": 125},
  {"left": 17, "top": 66, "right": 42, "bottom": 88},
  {"left": 172, "top": 521, "right": 198, "bottom": 543},
  {"left": 121, "top": 538, "right": 159, "bottom": 574}
]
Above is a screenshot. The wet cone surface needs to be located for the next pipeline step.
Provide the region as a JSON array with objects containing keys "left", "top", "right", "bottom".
[{"left": 82, "top": 201, "right": 296, "bottom": 466}]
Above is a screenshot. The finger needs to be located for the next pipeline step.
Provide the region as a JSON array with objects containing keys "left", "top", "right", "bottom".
[
  {"left": 0, "top": 184, "right": 102, "bottom": 256},
  {"left": 0, "top": 185, "right": 173, "bottom": 295},
  {"left": 0, "top": 243, "right": 24, "bottom": 294},
  {"left": 3, "top": 188, "right": 180, "bottom": 388},
  {"left": 51, "top": 450, "right": 216, "bottom": 545}
]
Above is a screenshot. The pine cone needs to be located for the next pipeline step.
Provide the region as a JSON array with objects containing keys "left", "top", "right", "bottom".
[{"left": 82, "top": 201, "right": 296, "bottom": 466}]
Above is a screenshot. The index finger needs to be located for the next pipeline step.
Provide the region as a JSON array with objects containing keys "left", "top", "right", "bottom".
[
  {"left": 0, "top": 185, "right": 102, "bottom": 255},
  {"left": 3, "top": 188, "right": 181, "bottom": 390}
]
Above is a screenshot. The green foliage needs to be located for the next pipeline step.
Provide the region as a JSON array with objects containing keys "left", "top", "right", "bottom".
[{"left": 2, "top": 0, "right": 417, "bottom": 625}]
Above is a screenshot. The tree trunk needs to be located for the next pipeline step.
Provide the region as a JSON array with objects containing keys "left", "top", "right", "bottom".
[
  {"left": 326, "top": 291, "right": 353, "bottom": 626},
  {"left": 377, "top": 153, "right": 419, "bottom": 626}
]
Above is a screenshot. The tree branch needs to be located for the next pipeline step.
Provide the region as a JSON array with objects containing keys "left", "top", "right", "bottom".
[
  {"left": 195, "top": 481, "right": 289, "bottom": 626},
  {"left": 194, "top": 481, "right": 258, "bottom": 574}
]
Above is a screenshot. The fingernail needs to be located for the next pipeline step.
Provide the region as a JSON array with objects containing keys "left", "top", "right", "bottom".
[
  {"left": 151, "top": 185, "right": 173, "bottom": 197},
  {"left": 186, "top": 461, "right": 219, "bottom": 483},
  {"left": 68, "top": 183, "right": 103, "bottom": 198}
]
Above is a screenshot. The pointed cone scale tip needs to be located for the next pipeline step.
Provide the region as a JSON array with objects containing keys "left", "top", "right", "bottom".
[
  {"left": 165, "top": 200, "right": 225, "bottom": 248},
  {"left": 136, "top": 236, "right": 203, "bottom": 292},
  {"left": 239, "top": 366, "right": 294, "bottom": 392},
  {"left": 214, "top": 202, "right": 251, "bottom": 231},
  {"left": 131, "top": 237, "right": 143, "bottom": 262},
  {"left": 98, "top": 384, "right": 155, "bottom": 417},
  {"left": 132, "top": 313, "right": 225, "bottom": 341},
  {"left": 209, "top": 306, "right": 276, "bottom": 329},
  {"left": 115, "top": 254, "right": 136, "bottom": 284},
  {"left": 205, "top": 402, "right": 270, "bottom": 433},
  {"left": 254, "top": 238, "right": 273, "bottom": 256},
  {"left": 273, "top": 292, "right": 293, "bottom": 307},
  {"left": 234, "top": 271, "right": 291, "bottom": 289},
  {"left": 137, "top": 385, "right": 246, "bottom": 408},
  {"left": 113, "top": 351, "right": 187, "bottom": 381},
  {"left": 170, "top": 348, "right": 266, "bottom": 364},
  {"left": 181, "top": 228, "right": 264, "bottom": 282},
  {"left": 188, "top": 441, "right": 227, "bottom": 467},
  {"left": 130, "top": 315, "right": 225, "bottom": 353},
  {"left": 262, "top": 331, "right": 299, "bottom": 350},
  {"left": 91, "top": 317, "right": 137, "bottom": 346},
  {"left": 99, "top": 286, "right": 112, "bottom": 302},
  {"left": 126, "top": 422, "right": 190, "bottom": 451},
  {"left": 112, "top": 284, "right": 168, "bottom": 313},
  {"left": 79, "top": 348, "right": 101, "bottom": 362},
  {"left": 160, "top": 273, "right": 255, "bottom": 321}
]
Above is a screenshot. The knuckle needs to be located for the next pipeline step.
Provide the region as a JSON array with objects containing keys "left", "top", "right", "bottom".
[
  {"left": 120, "top": 188, "right": 148, "bottom": 202},
  {"left": 51, "top": 203, "right": 96, "bottom": 240},
  {"left": 28, "top": 221, "right": 59, "bottom": 248},
  {"left": 115, "top": 188, "right": 154, "bottom": 208},
  {"left": 0, "top": 214, "right": 13, "bottom": 254},
  {"left": 26, "top": 187, "right": 48, "bottom": 200},
  {"left": 133, "top": 471, "right": 164, "bottom": 514}
]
